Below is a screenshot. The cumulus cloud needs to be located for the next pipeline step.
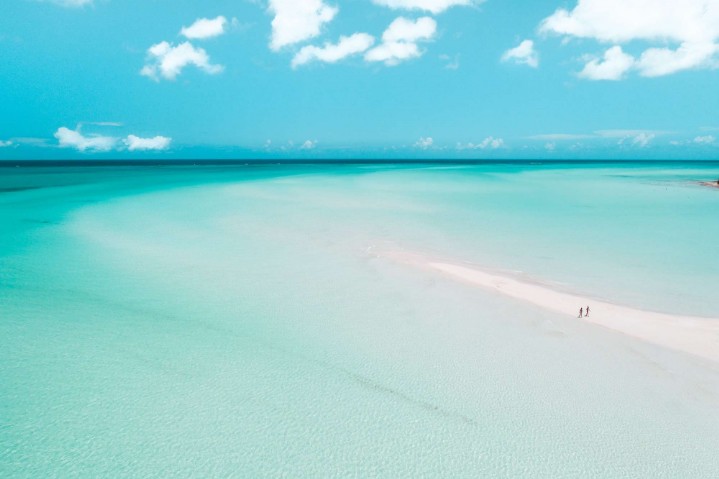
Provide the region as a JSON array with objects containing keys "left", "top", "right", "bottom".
[
  {"left": 629, "top": 132, "right": 655, "bottom": 147},
  {"left": 694, "top": 135, "right": 716, "bottom": 144},
  {"left": 300, "top": 140, "right": 317, "bottom": 149},
  {"left": 54, "top": 126, "right": 172, "bottom": 152},
  {"left": 637, "top": 42, "right": 719, "bottom": 77},
  {"left": 458, "top": 136, "right": 505, "bottom": 150},
  {"left": 141, "top": 41, "right": 223, "bottom": 81},
  {"left": 540, "top": 0, "right": 719, "bottom": 44},
  {"left": 540, "top": 0, "right": 719, "bottom": 78},
  {"left": 415, "top": 137, "right": 434, "bottom": 149},
  {"left": 579, "top": 45, "right": 634, "bottom": 80},
  {"left": 55, "top": 127, "right": 116, "bottom": 152},
  {"left": 124, "top": 135, "right": 172, "bottom": 151},
  {"left": 595, "top": 129, "right": 657, "bottom": 147},
  {"left": 502, "top": 39, "right": 538, "bottom": 68},
  {"left": 478, "top": 136, "right": 504, "bottom": 149},
  {"left": 293, "top": 33, "right": 375, "bottom": 68},
  {"left": 268, "top": 0, "right": 338, "bottom": 51},
  {"left": 596, "top": 129, "right": 659, "bottom": 139},
  {"left": 372, "top": 0, "right": 475, "bottom": 14},
  {"left": 0, "top": 140, "right": 13, "bottom": 147},
  {"left": 181, "top": 16, "right": 228, "bottom": 40},
  {"left": 365, "top": 17, "right": 437, "bottom": 66}
]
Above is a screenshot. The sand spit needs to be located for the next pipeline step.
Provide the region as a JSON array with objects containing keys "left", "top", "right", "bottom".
[{"left": 386, "top": 250, "right": 719, "bottom": 364}]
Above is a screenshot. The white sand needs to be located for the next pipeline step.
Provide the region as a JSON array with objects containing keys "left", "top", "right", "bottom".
[{"left": 386, "top": 250, "right": 719, "bottom": 364}]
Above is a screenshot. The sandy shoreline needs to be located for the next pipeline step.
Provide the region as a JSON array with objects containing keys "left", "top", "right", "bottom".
[
  {"left": 700, "top": 181, "right": 719, "bottom": 190},
  {"left": 386, "top": 250, "right": 719, "bottom": 364}
]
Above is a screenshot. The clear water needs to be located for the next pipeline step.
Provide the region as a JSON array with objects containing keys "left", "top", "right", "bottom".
[{"left": 1, "top": 163, "right": 719, "bottom": 477}]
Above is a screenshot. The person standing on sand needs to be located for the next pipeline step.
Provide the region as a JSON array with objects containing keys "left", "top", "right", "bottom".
[
  {"left": 579, "top": 307, "right": 583, "bottom": 318},
  {"left": 586, "top": 306, "right": 590, "bottom": 317}
]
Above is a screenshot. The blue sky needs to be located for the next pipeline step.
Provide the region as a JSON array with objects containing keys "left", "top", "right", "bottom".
[{"left": 1, "top": 0, "right": 718, "bottom": 160}]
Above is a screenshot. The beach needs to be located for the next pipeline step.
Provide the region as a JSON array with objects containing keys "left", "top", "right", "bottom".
[
  {"left": 386, "top": 249, "right": 719, "bottom": 363},
  {"left": 2, "top": 162, "right": 719, "bottom": 477}
]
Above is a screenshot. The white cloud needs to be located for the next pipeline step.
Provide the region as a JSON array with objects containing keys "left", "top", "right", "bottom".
[
  {"left": 372, "top": 0, "right": 475, "bottom": 14},
  {"left": 531, "top": 130, "right": 666, "bottom": 146},
  {"left": 268, "top": 0, "right": 338, "bottom": 51},
  {"left": 540, "top": 0, "right": 719, "bottom": 78},
  {"left": 141, "top": 41, "right": 223, "bottom": 81},
  {"left": 55, "top": 127, "right": 117, "bottom": 152},
  {"left": 540, "top": 0, "right": 719, "bottom": 44},
  {"left": 629, "top": 132, "right": 655, "bottom": 147},
  {"left": 415, "top": 137, "right": 434, "bottom": 149},
  {"left": 579, "top": 45, "right": 635, "bottom": 80},
  {"left": 124, "top": 135, "right": 172, "bottom": 151},
  {"left": 293, "top": 33, "right": 375, "bottom": 68},
  {"left": 502, "top": 40, "right": 538, "bottom": 68},
  {"left": 694, "top": 135, "right": 716, "bottom": 144},
  {"left": 0, "top": 140, "right": 13, "bottom": 147},
  {"left": 602, "top": 130, "right": 656, "bottom": 147},
  {"left": 632, "top": 133, "right": 656, "bottom": 148},
  {"left": 365, "top": 17, "right": 437, "bottom": 66},
  {"left": 637, "top": 42, "right": 719, "bottom": 77},
  {"left": 382, "top": 16, "right": 437, "bottom": 43},
  {"left": 181, "top": 16, "right": 228, "bottom": 40},
  {"left": 300, "top": 140, "right": 317, "bottom": 149},
  {"left": 458, "top": 136, "right": 505, "bottom": 150},
  {"left": 54, "top": 126, "right": 172, "bottom": 152},
  {"left": 479, "top": 136, "right": 504, "bottom": 149}
]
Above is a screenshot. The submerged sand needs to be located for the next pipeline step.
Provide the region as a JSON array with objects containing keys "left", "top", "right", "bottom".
[{"left": 387, "top": 250, "right": 719, "bottom": 364}]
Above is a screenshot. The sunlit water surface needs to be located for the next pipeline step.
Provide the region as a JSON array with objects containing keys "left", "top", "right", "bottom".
[{"left": 1, "top": 163, "right": 719, "bottom": 477}]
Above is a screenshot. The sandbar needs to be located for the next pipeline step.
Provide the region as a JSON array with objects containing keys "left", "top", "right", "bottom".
[{"left": 386, "top": 250, "right": 719, "bottom": 364}]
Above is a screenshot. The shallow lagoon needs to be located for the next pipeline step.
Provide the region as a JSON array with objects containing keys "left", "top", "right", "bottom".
[{"left": 1, "top": 162, "right": 719, "bottom": 477}]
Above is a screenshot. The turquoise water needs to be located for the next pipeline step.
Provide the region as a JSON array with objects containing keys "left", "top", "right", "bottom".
[{"left": 1, "top": 163, "right": 719, "bottom": 477}]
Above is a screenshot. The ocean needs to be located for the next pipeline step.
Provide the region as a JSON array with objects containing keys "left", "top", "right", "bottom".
[{"left": 1, "top": 162, "right": 718, "bottom": 477}]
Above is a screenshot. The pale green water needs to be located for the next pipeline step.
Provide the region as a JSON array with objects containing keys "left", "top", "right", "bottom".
[{"left": 1, "top": 163, "right": 719, "bottom": 477}]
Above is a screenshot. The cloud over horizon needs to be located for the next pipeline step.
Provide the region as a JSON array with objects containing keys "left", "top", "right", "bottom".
[
  {"left": 124, "top": 135, "right": 172, "bottom": 151},
  {"left": 54, "top": 126, "right": 172, "bottom": 152}
]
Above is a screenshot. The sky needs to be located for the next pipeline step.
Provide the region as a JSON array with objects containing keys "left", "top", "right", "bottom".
[{"left": 1, "top": 0, "right": 719, "bottom": 160}]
